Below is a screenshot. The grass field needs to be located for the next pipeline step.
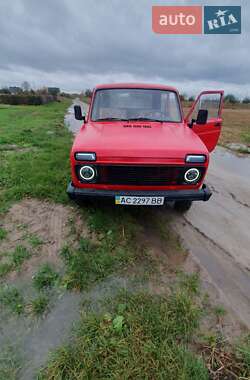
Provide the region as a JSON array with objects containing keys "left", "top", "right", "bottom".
[
  {"left": 220, "top": 105, "right": 250, "bottom": 147},
  {"left": 0, "top": 101, "right": 249, "bottom": 379},
  {"left": 182, "top": 101, "right": 250, "bottom": 150}
]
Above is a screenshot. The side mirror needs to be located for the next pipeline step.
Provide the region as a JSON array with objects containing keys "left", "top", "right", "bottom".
[
  {"left": 196, "top": 109, "right": 208, "bottom": 125},
  {"left": 74, "top": 105, "right": 85, "bottom": 121}
]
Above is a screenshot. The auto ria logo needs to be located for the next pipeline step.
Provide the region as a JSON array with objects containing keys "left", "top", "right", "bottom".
[
  {"left": 152, "top": 5, "right": 241, "bottom": 34},
  {"left": 204, "top": 6, "right": 241, "bottom": 34}
]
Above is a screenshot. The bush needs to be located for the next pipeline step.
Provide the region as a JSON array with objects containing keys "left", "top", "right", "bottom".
[
  {"left": 242, "top": 97, "right": 250, "bottom": 104},
  {"left": 0, "top": 87, "right": 11, "bottom": 94},
  {"left": 224, "top": 94, "right": 239, "bottom": 104},
  {"left": 0, "top": 94, "right": 54, "bottom": 105},
  {"left": 85, "top": 88, "right": 93, "bottom": 97}
]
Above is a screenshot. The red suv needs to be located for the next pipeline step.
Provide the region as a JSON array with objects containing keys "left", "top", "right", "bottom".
[{"left": 67, "top": 83, "right": 223, "bottom": 211}]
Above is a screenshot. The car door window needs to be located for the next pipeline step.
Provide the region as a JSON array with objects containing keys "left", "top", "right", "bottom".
[{"left": 191, "top": 93, "right": 222, "bottom": 120}]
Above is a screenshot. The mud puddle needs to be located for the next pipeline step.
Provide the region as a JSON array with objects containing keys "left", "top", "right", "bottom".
[
  {"left": 20, "top": 274, "right": 134, "bottom": 380},
  {"left": 0, "top": 199, "right": 85, "bottom": 379}
]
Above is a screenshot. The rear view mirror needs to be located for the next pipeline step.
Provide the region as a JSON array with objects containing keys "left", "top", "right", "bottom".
[
  {"left": 74, "top": 105, "right": 85, "bottom": 121},
  {"left": 196, "top": 109, "right": 208, "bottom": 125}
]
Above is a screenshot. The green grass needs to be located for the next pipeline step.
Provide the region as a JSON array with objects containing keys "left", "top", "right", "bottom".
[
  {"left": 177, "top": 272, "right": 200, "bottom": 295},
  {"left": 39, "top": 275, "right": 250, "bottom": 380},
  {"left": 0, "top": 285, "right": 24, "bottom": 314},
  {"left": 29, "top": 295, "right": 49, "bottom": 316},
  {"left": 61, "top": 205, "right": 153, "bottom": 291},
  {"left": 0, "top": 262, "right": 13, "bottom": 278},
  {"left": 12, "top": 245, "right": 31, "bottom": 268},
  {"left": 26, "top": 233, "right": 44, "bottom": 248},
  {"left": 0, "top": 100, "right": 71, "bottom": 213},
  {"left": 61, "top": 236, "right": 136, "bottom": 291},
  {"left": 33, "top": 263, "right": 59, "bottom": 290},
  {"left": 39, "top": 280, "right": 208, "bottom": 380},
  {"left": 0, "top": 245, "right": 31, "bottom": 278},
  {"left": 213, "top": 305, "right": 226, "bottom": 318},
  {"left": 86, "top": 205, "right": 139, "bottom": 246},
  {"left": 0, "top": 227, "right": 7, "bottom": 241},
  {"left": 237, "top": 335, "right": 250, "bottom": 373},
  {"left": 0, "top": 345, "right": 21, "bottom": 380}
]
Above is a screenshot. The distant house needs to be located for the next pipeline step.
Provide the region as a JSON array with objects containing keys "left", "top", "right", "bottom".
[
  {"left": 9, "top": 86, "right": 22, "bottom": 94},
  {"left": 48, "top": 87, "right": 60, "bottom": 96}
]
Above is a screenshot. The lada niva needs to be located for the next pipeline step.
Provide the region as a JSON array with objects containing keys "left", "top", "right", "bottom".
[{"left": 67, "top": 83, "right": 223, "bottom": 211}]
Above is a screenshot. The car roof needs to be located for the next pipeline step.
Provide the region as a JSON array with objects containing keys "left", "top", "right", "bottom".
[{"left": 94, "top": 83, "right": 179, "bottom": 92}]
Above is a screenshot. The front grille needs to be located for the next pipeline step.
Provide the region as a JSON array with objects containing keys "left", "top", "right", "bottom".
[{"left": 76, "top": 164, "right": 205, "bottom": 186}]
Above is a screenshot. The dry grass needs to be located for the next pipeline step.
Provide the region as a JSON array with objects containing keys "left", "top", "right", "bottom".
[
  {"left": 219, "top": 107, "right": 250, "bottom": 146},
  {"left": 199, "top": 338, "right": 250, "bottom": 380}
]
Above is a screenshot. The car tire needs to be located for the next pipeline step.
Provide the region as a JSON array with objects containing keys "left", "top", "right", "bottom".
[{"left": 174, "top": 200, "right": 192, "bottom": 212}]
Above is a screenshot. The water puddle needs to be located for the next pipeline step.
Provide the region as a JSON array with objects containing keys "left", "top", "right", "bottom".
[
  {"left": 211, "top": 146, "right": 250, "bottom": 178},
  {"left": 64, "top": 98, "right": 88, "bottom": 135}
]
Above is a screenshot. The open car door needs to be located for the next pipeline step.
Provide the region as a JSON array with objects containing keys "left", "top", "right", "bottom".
[{"left": 185, "top": 91, "right": 224, "bottom": 152}]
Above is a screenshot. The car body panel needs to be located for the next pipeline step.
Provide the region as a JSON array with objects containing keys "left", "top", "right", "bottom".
[{"left": 72, "top": 121, "right": 208, "bottom": 162}]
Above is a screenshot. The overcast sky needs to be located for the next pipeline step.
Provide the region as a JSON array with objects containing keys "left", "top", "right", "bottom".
[{"left": 0, "top": 0, "right": 249, "bottom": 97}]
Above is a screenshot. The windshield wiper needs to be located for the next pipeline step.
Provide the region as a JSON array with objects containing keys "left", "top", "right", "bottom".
[
  {"left": 127, "top": 117, "right": 164, "bottom": 123},
  {"left": 94, "top": 117, "right": 129, "bottom": 121}
]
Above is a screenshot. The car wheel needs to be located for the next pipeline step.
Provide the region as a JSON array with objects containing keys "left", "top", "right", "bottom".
[{"left": 174, "top": 200, "right": 192, "bottom": 212}]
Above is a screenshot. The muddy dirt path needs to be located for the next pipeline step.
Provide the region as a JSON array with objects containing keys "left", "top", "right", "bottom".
[
  {"left": 171, "top": 149, "right": 250, "bottom": 328},
  {"left": 66, "top": 101, "right": 250, "bottom": 328}
]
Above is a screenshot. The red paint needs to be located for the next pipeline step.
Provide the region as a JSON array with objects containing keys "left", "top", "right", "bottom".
[{"left": 70, "top": 83, "right": 223, "bottom": 192}]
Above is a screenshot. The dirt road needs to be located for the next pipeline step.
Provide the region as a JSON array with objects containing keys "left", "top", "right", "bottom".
[
  {"left": 66, "top": 101, "right": 250, "bottom": 328},
  {"left": 173, "top": 149, "right": 250, "bottom": 328}
]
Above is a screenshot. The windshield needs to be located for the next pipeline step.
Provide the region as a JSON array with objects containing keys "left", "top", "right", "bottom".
[{"left": 91, "top": 88, "right": 182, "bottom": 122}]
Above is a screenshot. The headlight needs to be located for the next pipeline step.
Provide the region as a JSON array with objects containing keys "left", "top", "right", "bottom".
[
  {"left": 75, "top": 152, "right": 96, "bottom": 161},
  {"left": 184, "top": 168, "right": 200, "bottom": 183},
  {"left": 79, "top": 165, "right": 96, "bottom": 181},
  {"left": 186, "top": 155, "right": 206, "bottom": 163}
]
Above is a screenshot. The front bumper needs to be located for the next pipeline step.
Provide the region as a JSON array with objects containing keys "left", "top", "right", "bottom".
[{"left": 67, "top": 182, "right": 212, "bottom": 202}]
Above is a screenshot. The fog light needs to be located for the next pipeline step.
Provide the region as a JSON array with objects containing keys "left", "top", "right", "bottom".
[
  {"left": 184, "top": 168, "right": 200, "bottom": 183},
  {"left": 79, "top": 165, "right": 96, "bottom": 181}
]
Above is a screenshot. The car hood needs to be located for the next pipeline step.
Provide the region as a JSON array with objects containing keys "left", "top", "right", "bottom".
[{"left": 72, "top": 121, "right": 208, "bottom": 163}]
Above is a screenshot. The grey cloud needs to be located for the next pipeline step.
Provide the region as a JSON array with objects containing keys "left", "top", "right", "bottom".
[{"left": 0, "top": 0, "right": 249, "bottom": 96}]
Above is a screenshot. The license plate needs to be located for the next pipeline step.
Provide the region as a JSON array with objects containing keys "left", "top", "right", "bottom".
[{"left": 115, "top": 196, "right": 164, "bottom": 206}]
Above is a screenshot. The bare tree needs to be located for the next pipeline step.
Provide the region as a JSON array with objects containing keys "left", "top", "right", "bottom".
[
  {"left": 85, "top": 89, "right": 93, "bottom": 97},
  {"left": 22, "top": 81, "right": 31, "bottom": 92}
]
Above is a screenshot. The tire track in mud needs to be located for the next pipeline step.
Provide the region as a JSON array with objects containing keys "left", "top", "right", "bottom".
[
  {"left": 172, "top": 193, "right": 250, "bottom": 328},
  {"left": 229, "top": 191, "right": 250, "bottom": 209},
  {"left": 173, "top": 214, "right": 250, "bottom": 329}
]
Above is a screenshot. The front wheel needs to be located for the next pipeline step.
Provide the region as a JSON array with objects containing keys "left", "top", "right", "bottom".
[{"left": 174, "top": 200, "right": 192, "bottom": 212}]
